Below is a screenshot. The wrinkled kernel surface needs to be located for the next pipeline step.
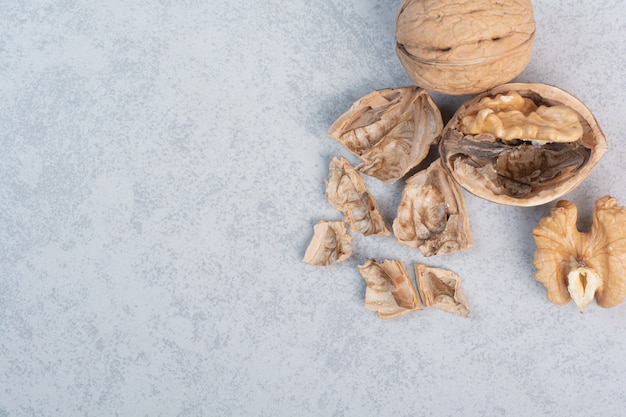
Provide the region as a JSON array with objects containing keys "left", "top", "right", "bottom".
[{"left": 460, "top": 91, "right": 583, "bottom": 143}]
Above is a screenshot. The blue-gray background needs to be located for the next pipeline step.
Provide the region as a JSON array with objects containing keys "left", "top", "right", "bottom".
[{"left": 2, "top": 1, "right": 625, "bottom": 416}]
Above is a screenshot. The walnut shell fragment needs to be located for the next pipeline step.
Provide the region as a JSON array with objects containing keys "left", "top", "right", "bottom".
[
  {"left": 393, "top": 159, "right": 472, "bottom": 256},
  {"left": 358, "top": 259, "right": 422, "bottom": 319},
  {"left": 440, "top": 83, "right": 607, "bottom": 206},
  {"left": 302, "top": 220, "right": 352, "bottom": 266},
  {"left": 415, "top": 264, "right": 470, "bottom": 317},
  {"left": 327, "top": 86, "right": 443, "bottom": 183},
  {"left": 325, "top": 156, "right": 390, "bottom": 236},
  {"left": 395, "top": 0, "right": 535, "bottom": 95},
  {"left": 532, "top": 196, "right": 626, "bottom": 312}
]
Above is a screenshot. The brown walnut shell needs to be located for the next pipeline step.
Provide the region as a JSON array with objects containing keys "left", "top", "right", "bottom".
[
  {"left": 395, "top": 0, "right": 535, "bottom": 95},
  {"left": 302, "top": 220, "right": 352, "bottom": 266},
  {"left": 359, "top": 259, "right": 422, "bottom": 320},
  {"left": 439, "top": 83, "right": 607, "bottom": 207},
  {"left": 393, "top": 159, "right": 472, "bottom": 256},
  {"left": 414, "top": 264, "right": 470, "bottom": 317},
  {"left": 327, "top": 86, "right": 443, "bottom": 183}
]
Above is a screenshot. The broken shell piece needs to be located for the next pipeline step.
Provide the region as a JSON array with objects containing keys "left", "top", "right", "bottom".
[
  {"left": 415, "top": 264, "right": 470, "bottom": 317},
  {"left": 532, "top": 196, "right": 626, "bottom": 312},
  {"left": 327, "top": 86, "right": 443, "bottom": 183},
  {"left": 392, "top": 159, "right": 472, "bottom": 256},
  {"left": 325, "top": 156, "right": 390, "bottom": 236},
  {"left": 302, "top": 220, "right": 352, "bottom": 266},
  {"left": 358, "top": 259, "right": 422, "bottom": 320},
  {"left": 440, "top": 83, "right": 607, "bottom": 207}
]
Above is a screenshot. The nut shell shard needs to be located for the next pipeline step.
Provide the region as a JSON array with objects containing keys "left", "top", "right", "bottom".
[
  {"left": 325, "top": 157, "right": 390, "bottom": 236},
  {"left": 393, "top": 159, "right": 472, "bottom": 256},
  {"left": 415, "top": 264, "right": 470, "bottom": 317},
  {"left": 302, "top": 220, "right": 352, "bottom": 266},
  {"left": 532, "top": 196, "right": 626, "bottom": 311},
  {"left": 359, "top": 259, "right": 422, "bottom": 320},
  {"left": 327, "top": 87, "right": 443, "bottom": 183},
  {"left": 440, "top": 83, "right": 607, "bottom": 206}
]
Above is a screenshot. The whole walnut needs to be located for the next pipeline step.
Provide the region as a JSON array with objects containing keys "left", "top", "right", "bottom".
[{"left": 395, "top": 0, "right": 536, "bottom": 95}]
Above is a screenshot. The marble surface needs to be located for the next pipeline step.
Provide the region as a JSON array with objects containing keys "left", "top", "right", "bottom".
[{"left": 2, "top": 1, "right": 626, "bottom": 416}]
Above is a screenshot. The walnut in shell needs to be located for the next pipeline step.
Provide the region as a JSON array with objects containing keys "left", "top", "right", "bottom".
[
  {"left": 325, "top": 156, "right": 390, "bottom": 236},
  {"left": 440, "top": 83, "right": 607, "bottom": 206},
  {"left": 358, "top": 259, "right": 422, "bottom": 319},
  {"left": 532, "top": 196, "right": 626, "bottom": 312},
  {"left": 415, "top": 264, "right": 470, "bottom": 317},
  {"left": 327, "top": 86, "right": 443, "bottom": 183},
  {"left": 393, "top": 159, "right": 472, "bottom": 256},
  {"left": 302, "top": 220, "right": 352, "bottom": 266},
  {"left": 395, "top": 0, "right": 535, "bottom": 95}
]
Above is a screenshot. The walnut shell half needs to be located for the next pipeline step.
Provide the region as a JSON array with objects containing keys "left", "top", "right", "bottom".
[
  {"left": 439, "top": 83, "right": 607, "bottom": 207},
  {"left": 395, "top": 0, "right": 535, "bottom": 95}
]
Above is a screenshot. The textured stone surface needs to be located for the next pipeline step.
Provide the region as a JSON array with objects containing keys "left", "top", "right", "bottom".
[{"left": 1, "top": 1, "right": 626, "bottom": 416}]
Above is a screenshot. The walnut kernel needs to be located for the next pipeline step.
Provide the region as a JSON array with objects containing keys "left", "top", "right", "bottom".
[{"left": 532, "top": 196, "right": 626, "bottom": 312}]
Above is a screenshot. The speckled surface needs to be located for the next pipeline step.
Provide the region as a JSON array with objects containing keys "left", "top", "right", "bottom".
[{"left": 2, "top": 1, "right": 626, "bottom": 416}]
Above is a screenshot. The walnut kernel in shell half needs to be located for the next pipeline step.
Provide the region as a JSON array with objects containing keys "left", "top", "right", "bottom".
[{"left": 439, "top": 83, "right": 607, "bottom": 207}]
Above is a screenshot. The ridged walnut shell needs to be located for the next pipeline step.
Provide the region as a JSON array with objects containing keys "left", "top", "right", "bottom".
[
  {"left": 395, "top": 0, "right": 535, "bottom": 95},
  {"left": 327, "top": 86, "right": 443, "bottom": 183},
  {"left": 393, "top": 159, "right": 472, "bottom": 256},
  {"left": 439, "top": 83, "right": 607, "bottom": 207}
]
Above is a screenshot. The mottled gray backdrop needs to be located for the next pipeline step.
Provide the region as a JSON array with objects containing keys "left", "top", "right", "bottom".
[{"left": 1, "top": 1, "right": 626, "bottom": 416}]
